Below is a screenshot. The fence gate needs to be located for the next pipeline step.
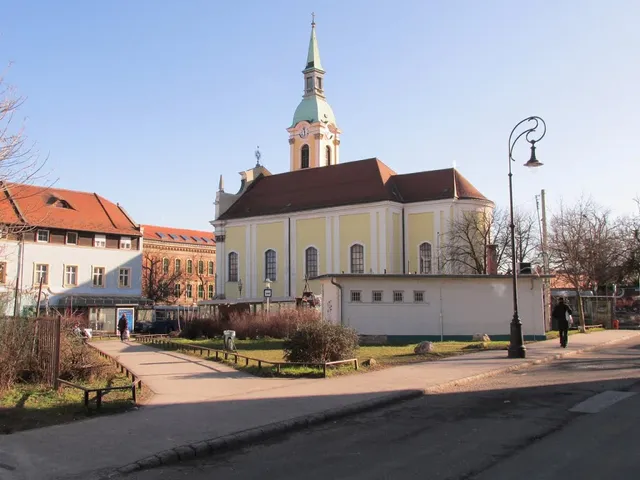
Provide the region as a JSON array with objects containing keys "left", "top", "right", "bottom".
[{"left": 35, "top": 317, "right": 62, "bottom": 388}]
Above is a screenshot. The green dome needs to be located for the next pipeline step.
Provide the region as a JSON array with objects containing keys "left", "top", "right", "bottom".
[{"left": 291, "top": 96, "right": 336, "bottom": 128}]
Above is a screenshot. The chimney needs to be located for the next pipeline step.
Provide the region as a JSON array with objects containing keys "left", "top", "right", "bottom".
[{"left": 486, "top": 244, "right": 498, "bottom": 275}]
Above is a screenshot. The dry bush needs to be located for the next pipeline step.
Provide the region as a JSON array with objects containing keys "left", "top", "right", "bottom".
[
  {"left": 283, "top": 322, "right": 359, "bottom": 363},
  {"left": 0, "top": 317, "right": 114, "bottom": 392},
  {"left": 180, "top": 309, "right": 320, "bottom": 340}
]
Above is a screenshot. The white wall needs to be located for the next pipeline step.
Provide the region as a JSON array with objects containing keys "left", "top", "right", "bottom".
[
  {"left": 1, "top": 239, "right": 142, "bottom": 315},
  {"left": 320, "top": 275, "right": 546, "bottom": 340}
]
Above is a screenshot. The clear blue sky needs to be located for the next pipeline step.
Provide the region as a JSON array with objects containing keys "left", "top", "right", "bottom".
[{"left": 2, "top": 0, "right": 638, "bottom": 230}]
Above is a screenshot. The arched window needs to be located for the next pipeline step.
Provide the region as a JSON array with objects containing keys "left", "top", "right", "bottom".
[
  {"left": 419, "top": 242, "right": 432, "bottom": 274},
  {"left": 198, "top": 260, "right": 204, "bottom": 275},
  {"left": 208, "top": 261, "right": 214, "bottom": 276},
  {"left": 186, "top": 259, "right": 193, "bottom": 274},
  {"left": 326, "top": 146, "right": 332, "bottom": 165},
  {"left": 175, "top": 258, "right": 181, "bottom": 273},
  {"left": 350, "top": 244, "right": 364, "bottom": 274},
  {"left": 162, "top": 258, "right": 169, "bottom": 274},
  {"left": 228, "top": 252, "right": 238, "bottom": 282},
  {"left": 301, "top": 145, "right": 310, "bottom": 169},
  {"left": 265, "top": 249, "right": 277, "bottom": 281},
  {"left": 305, "top": 246, "right": 318, "bottom": 278}
]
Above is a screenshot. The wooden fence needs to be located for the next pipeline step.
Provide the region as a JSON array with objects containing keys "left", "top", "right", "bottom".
[
  {"left": 136, "top": 335, "right": 358, "bottom": 378},
  {"left": 35, "top": 317, "right": 62, "bottom": 388}
]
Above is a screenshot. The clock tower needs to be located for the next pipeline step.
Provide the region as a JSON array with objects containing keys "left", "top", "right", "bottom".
[{"left": 287, "top": 16, "right": 341, "bottom": 172}]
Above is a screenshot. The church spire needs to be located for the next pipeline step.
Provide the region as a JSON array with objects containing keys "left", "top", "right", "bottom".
[{"left": 305, "top": 13, "right": 323, "bottom": 72}]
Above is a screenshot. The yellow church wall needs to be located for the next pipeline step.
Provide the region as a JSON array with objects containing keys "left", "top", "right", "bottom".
[
  {"left": 224, "top": 225, "right": 246, "bottom": 298},
  {"left": 390, "top": 212, "right": 401, "bottom": 273},
  {"left": 339, "top": 213, "right": 370, "bottom": 272},
  {"left": 256, "top": 221, "right": 286, "bottom": 297},
  {"left": 295, "top": 217, "right": 326, "bottom": 296},
  {"left": 407, "top": 212, "right": 435, "bottom": 273}
]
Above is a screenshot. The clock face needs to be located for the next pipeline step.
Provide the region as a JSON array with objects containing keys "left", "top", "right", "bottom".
[{"left": 299, "top": 127, "right": 309, "bottom": 138}]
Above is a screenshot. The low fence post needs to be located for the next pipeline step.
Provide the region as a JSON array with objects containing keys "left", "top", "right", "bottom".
[
  {"left": 323, "top": 363, "right": 327, "bottom": 378},
  {"left": 52, "top": 316, "right": 61, "bottom": 390}
]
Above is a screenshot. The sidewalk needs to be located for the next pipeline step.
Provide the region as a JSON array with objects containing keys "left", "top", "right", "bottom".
[{"left": 0, "top": 330, "right": 637, "bottom": 480}]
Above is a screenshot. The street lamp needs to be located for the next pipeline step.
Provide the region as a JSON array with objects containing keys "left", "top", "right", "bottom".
[{"left": 507, "top": 116, "right": 546, "bottom": 359}]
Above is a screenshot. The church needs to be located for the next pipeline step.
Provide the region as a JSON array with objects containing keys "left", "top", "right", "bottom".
[{"left": 211, "top": 19, "right": 494, "bottom": 305}]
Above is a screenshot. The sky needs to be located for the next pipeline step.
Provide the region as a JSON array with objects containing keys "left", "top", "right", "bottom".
[{"left": 1, "top": 0, "right": 639, "bottom": 231}]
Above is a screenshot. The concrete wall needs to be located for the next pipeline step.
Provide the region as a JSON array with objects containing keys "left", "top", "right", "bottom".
[{"left": 319, "top": 275, "right": 546, "bottom": 341}]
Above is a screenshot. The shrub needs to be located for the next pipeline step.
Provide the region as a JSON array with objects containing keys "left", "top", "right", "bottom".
[
  {"left": 180, "top": 309, "right": 320, "bottom": 340},
  {"left": 283, "top": 321, "right": 359, "bottom": 363}
]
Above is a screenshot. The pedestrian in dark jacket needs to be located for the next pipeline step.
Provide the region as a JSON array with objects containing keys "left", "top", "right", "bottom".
[
  {"left": 552, "top": 298, "right": 573, "bottom": 348},
  {"left": 118, "top": 314, "right": 128, "bottom": 341}
]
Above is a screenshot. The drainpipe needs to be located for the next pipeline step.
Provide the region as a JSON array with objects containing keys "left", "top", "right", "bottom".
[
  {"left": 287, "top": 217, "right": 292, "bottom": 298},
  {"left": 401, "top": 207, "right": 406, "bottom": 274},
  {"left": 330, "top": 276, "right": 343, "bottom": 326},
  {"left": 13, "top": 234, "right": 24, "bottom": 317}
]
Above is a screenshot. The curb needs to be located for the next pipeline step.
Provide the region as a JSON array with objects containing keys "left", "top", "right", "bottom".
[{"left": 108, "top": 331, "right": 640, "bottom": 477}]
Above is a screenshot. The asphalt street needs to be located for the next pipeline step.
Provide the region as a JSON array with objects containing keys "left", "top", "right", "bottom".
[{"left": 129, "top": 337, "right": 640, "bottom": 480}]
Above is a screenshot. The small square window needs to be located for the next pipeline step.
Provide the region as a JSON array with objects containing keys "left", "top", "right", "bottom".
[
  {"left": 372, "top": 291, "right": 383, "bottom": 302},
  {"left": 37, "top": 230, "right": 49, "bottom": 243},
  {"left": 120, "top": 236, "right": 132, "bottom": 250},
  {"left": 94, "top": 234, "right": 106, "bottom": 248},
  {"left": 350, "top": 290, "right": 362, "bottom": 302},
  {"left": 66, "top": 232, "right": 78, "bottom": 245},
  {"left": 393, "top": 291, "right": 404, "bottom": 303},
  {"left": 414, "top": 291, "right": 425, "bottom": 303}
]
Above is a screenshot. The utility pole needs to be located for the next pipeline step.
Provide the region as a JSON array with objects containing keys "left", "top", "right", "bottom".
[{"left": 541, "top": 189, "right": 551, "bottom": 330}]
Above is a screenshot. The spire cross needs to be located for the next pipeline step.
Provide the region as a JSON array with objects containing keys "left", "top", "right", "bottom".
[
  {"left": 311, "top": 12, "right": 315, "bottom": 26},
  {"left": 255, "top": 146, "right": 262, "bottom": 166}
]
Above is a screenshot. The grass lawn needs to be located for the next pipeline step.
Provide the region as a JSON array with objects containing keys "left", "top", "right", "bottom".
[
  {"left": 0, "top": 372, "right": 147, "bottom": 434},
  {"left": 156, "top": 337, "right": 511, "bottom": 378},
  {"left": 545, "top": 326, "right": 605, "bottom": 340}
]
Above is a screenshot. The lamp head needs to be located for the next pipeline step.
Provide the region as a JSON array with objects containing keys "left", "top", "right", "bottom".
[{"left": 524, "top": 142, "right": 544, "bottom": 168}]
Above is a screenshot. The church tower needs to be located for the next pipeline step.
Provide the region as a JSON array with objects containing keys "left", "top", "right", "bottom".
[{"left": 287, "top": 16, "right": 341, "bottom": 172}]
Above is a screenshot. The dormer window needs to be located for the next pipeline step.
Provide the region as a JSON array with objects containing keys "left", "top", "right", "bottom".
[{"left": 46, "top": 195, "right": 73, "bottom": 209}]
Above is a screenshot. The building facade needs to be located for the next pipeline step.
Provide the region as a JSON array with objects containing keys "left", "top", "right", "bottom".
[
  {"left": 210, "top": 20, "right": 494, "bottom": 305},
  {"left": 317, "top": 274, "right": 547, "bottom": 342},
  {"left": 141, "top": 225, "right": 216, "bottom": 306},
  {"left": 0, "top": 182, "right": 146, "bottom": 330}
]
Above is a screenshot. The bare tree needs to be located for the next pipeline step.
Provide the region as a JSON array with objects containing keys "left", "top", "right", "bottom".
[
  {"left": 142, "top": 252, "right": 184, "bottom": 304},
  {"left": 443, "top": 207, "right": 539, "bottom": 274},
  {"left": 615, "top": 196, "right": 640, "bottom": 284},
  {"left": 548, "top": 197, "right": 626, "bottom": 331}
]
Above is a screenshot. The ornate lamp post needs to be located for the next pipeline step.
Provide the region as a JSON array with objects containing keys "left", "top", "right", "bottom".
[{"left": 507, "top": 116, "right": 546, "bottom": 359}]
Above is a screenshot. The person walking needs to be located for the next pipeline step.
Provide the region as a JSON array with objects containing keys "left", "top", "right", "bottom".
[
  {"left": 552, "top": 298, "right": 573, "bottom": 348},
  {"left": 117, "top": 313, "right": 129, "bottom": 342}
]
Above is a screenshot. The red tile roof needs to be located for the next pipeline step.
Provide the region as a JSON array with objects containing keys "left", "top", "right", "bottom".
[
  {"left": 218, "top": 158, "right": 488, "bottom": 221},
  {"left": 0, "top": 182, "right": 140, "bottom": 236},
  {"left": 141, "top": 224, "right": 216, "bottom": 246}
]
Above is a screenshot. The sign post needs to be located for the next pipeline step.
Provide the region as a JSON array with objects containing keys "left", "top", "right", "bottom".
[{"left": 263, "top": 280, "right": 272, "bottom": 315}]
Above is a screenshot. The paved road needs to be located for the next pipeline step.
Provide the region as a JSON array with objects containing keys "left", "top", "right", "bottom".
[{"left": 130, "top": 336, "right": 640, "bottom": 480}]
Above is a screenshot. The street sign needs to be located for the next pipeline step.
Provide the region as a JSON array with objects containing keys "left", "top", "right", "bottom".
[{"left": 263, "top": 288, "right": 273, "bottom": 298}]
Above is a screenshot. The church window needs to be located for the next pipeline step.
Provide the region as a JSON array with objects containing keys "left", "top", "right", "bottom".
[
  {"left": 265, "top": 249, "right": 277, "bottom": 281},
  {"left": 301, "top": 145, "right": 310, "bottom": 169},
  {"left": 350, "top": 244, "right": 365, "bottom": 274},
  {"left": 326, "top": 146, "right": 332, "bottom": 165},
  {"left": 305, "top": 246, "right": 318, "bottom": 278},
  {"left": 228, "top": 252, "right": 238, "bottom": 282},
  {"left": 419, "top": 242, "right": 432, "bottom": 274},
  {"left": 317, "top": 77, "right": 322, "bottom": 90},
  {"left": 305, "top": 77, "right": 312, "bottom": 92}
]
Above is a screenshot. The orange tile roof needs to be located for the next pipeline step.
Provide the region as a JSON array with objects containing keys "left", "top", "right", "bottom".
[
  {"left": 218, "top": 158, "right": 489, "bottom": 221},
  {"left": 0, "top": 182, "right": 141, "bottom": 236},
  {"left": 141, "top": 224, "right": 216, "bottom": 246}
]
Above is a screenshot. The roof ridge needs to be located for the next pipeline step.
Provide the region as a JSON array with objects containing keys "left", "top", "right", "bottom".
[
  {"left": 141, "top": 224, "right": 215, "bottom": 236},
  {"left": 116, "top": 203, "right": 140, "bottom": 230},
  {"left": 0, "top": 181, "right": 29, "bottom": 224},
  {"left": 94, "top": 193, "right": 118, "bottom": 229}
]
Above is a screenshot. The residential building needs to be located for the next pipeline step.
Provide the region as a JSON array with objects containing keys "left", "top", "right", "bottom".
[
  {"left": 209, "top": 19, "right": 493, "bottom": 306},
  {"left": 0, "top": 182, "right": 147, "bottom": 330},
  {"left": 141, "top": 225, "right": 216, "bottom": 306}
]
